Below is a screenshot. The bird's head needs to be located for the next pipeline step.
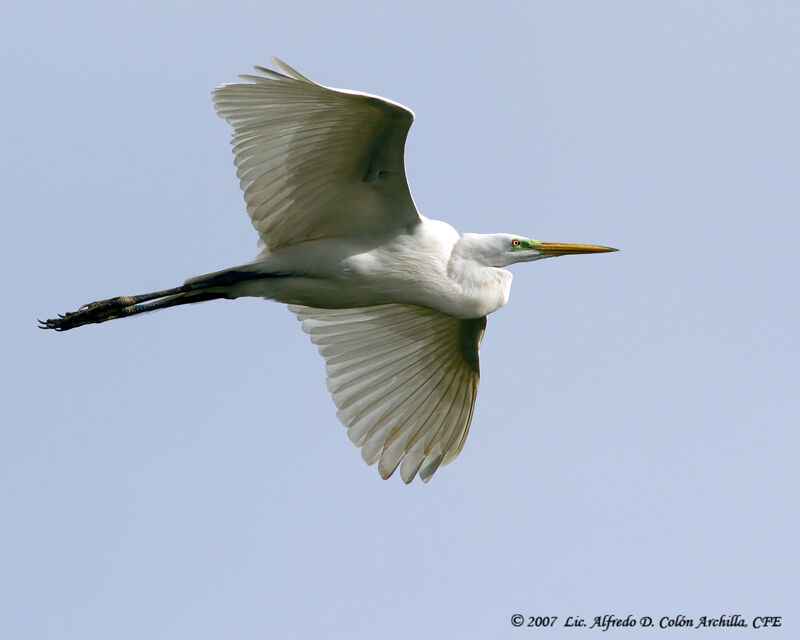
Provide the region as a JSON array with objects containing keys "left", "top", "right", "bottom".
[{"left": 460, "top": 233, "right": 617, "bottom": 268}]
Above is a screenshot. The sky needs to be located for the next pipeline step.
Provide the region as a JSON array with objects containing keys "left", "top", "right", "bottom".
[{"left": 2, "top": 1, "right": 798, "bottom": 638}]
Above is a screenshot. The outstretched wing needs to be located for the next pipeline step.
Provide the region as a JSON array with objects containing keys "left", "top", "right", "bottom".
[
  {"left": 290, "top": 304, "right": 486, "bottom": 483},
  {"left": 213, "top": 58, "right": 420, "bottom": 252}
]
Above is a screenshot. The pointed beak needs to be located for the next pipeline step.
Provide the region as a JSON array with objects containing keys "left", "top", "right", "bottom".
[{"left": 536, "top": 242, "right": 618, "bottom": 256}]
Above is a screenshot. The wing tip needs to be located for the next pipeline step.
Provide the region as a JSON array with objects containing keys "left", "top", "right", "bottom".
[
  {"left": 269, "top": 56, "right": 315, "bottom": 84},
  {"left": 419, "top": 453, "right": 444, "bottom": 483},
  {"left": 210, "top": 59, "right": 307, "bottom": 101}
]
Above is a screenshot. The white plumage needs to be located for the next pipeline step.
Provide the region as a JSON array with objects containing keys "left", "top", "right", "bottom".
[
  {"left": 291, "top": 304, "right": 484, "bottom": 483},
  {"left": 214, "top": 58, "right": 418, "bottom": 251},
  {"left": 42, "top": 58, "right": 616, "bottom": 483}
]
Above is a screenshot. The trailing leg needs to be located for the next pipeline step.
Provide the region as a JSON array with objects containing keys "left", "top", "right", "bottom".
[{"left": 39, "top": 268, "right": 269, "bottom": 331}]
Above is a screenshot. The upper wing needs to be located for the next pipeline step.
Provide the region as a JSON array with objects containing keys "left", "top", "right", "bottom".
[
  {"left": 290, "top": 304, "right": 486, "bottom": 483},
  {"left": 213, "top": 58, "right": 420, "bottom": 252}
]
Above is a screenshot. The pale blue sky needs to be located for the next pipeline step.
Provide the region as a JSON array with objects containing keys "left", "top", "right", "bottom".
[{"left": 2, "top": 2, "right": 798, "bottom": 638}]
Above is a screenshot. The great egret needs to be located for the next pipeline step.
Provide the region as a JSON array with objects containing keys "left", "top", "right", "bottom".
[{"left": 41, "top": 58, "right": 616, "bottom": 483}]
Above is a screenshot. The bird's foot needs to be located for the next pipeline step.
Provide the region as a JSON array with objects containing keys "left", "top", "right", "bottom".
[{"left": 39, "top": 296, "right": 135, "bottom": 331}]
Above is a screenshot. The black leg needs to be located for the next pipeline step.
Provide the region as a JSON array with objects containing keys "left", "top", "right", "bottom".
[
  {"left": 39, "top": 269, "right": 276, "bottom": 331},
  {"left": 39, "top": 285, "right": 195, "bottom": 331}
]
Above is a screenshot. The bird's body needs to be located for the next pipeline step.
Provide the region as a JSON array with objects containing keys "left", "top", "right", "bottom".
[
  {"left": 224, "top": 217, "right": 511, "bottom": 319},
  {"left": 42, "top": 59, "right": 616, "bottom": 483}
]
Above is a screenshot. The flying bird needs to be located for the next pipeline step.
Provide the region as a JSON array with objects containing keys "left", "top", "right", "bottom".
[{"left": 41, "top": 58, "right": 616, "bottom": 483}]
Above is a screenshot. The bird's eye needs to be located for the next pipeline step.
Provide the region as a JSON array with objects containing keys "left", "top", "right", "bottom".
[{"left": 511, "top": 239, "right": 521, "bottom": 248}]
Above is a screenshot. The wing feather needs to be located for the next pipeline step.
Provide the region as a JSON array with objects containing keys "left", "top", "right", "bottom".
[
  {"left": 214, "top": 59, "right": 419, "bottom": 251},
  {"left": 290, "top": 304, "right": 486, "bottom": 483}
]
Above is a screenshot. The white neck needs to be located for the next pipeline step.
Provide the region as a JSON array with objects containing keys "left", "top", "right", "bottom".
[{"left": 446, "top": 236, "right": 513, "bottom": 317}]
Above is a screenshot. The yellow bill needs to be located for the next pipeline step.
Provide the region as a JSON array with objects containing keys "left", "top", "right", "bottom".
[{"left": 537, "top": 242, "right": 618, "bottom": 255}]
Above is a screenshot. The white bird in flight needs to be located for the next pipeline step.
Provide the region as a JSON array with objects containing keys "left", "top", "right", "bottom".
[{"left": 42, "top": 58, "right": 616, "bottom": 483}]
